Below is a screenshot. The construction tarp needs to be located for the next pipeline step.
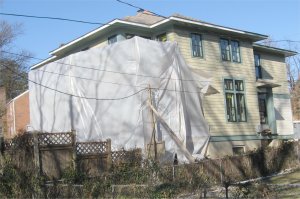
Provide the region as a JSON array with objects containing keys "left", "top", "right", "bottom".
[{"left": 29, "top": 37, "right": 211, "bottom": 162}]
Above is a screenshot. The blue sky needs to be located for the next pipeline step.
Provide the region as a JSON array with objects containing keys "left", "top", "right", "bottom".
[{"left": 1, "top": 0, "right": 300, "bottom": 66}]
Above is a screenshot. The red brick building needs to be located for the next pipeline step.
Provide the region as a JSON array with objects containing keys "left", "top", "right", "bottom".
[
  {"left": 5, "top": 90, "right": 30, "bottom": 139},
  {"left": 0, "top": 87, "right": 6, "bottom": 137}
]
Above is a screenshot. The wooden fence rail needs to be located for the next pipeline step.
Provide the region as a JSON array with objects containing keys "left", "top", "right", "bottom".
[
  {"left": 2, "top": 132, "right": 299, "bottom": 183},
  {"left": 2, "top": 132, "right": 141, "bottom": 179}
]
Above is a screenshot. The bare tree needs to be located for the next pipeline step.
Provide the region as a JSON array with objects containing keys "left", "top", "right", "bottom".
[
  {"left": 0, "top": 20, "right": 30, "bottom": 100},
  {"left": 0, "top": 20, "right": 30, "bottom": 138}
]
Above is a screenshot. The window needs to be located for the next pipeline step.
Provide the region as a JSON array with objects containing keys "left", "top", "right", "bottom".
[
  {"left": 224, "top": 79, "right": 247, "bottom": 122},
  {"left": 156, "top": 33, "right": 167, "bottom": 42},
  {"left": 231, "top": 40, "right": 241, "bottom": 62},
  {"left": 191, "top": 33, "right": 203, "bottom": 58},
  {"left": 126, "top": 34, "right": 151, "bottom": 40},
  {"left": 220, "top": 39, "right": 231, "bottom": 61},
  {"left": 233, "top": 146, "right": 245, "bottom": 155},
  {"left": 258, "top": 93, "right": 268, "bottom": 124},
  {"left": 254, "top": 53, "right": 262, "bottom": 79},
  {"left": 125, "top": 33, "right": 135, "bottom": 39},
  {"left": 108, "top": 35, "right": 117, "bottom": 44},
  {"left": 220, "top": 39, "right": 241, "bottom": 62}
]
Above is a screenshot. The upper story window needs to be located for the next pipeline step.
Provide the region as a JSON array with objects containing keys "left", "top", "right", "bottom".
[
  {"left": 231, "top": 40, "right": 241, "bottom": 62},
  {"left": 254, "top": 53, "right": 262, "bottom": 79},
  {"left": 224, "top": 79, "right": 247, "bottom": 122},
  {"left": 108, "top": 35, "right": 117, "bottom": 44},
  {"left": 125, "top": 33, "right": 135, "bottom": 39},
  {"left": 220, "top": 39, "right": 241, "bottom": 62},
  {"left": 191, "top": 33, "right": 203, "bottom": 58},
  {"left": 220, "top": 39, "right": 231, "bottom": 61},
  {"left": 126, "top": 34, "right": 151, "bottom": 40},
  {"left": 156, "top": 33, "right": 167, "bottom": 42}
]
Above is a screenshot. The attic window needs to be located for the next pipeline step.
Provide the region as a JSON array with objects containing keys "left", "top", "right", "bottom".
[
  {"left": 108, "top": 35, "right": 117, "bottom": 44},
  {"left": 156, "top": 33, "right": 167, "bottom": 42}
]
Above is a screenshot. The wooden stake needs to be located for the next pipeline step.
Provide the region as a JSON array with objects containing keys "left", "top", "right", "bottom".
[
  {"left": 148, "top": 85, "right": 157, "bottom": 160},
  {"left": 147, "top": 102, "right": 195, "bottom": 163}
]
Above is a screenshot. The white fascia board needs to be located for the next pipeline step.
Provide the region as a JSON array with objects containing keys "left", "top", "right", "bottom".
[
  {"left": 150, "top": 18, "right": 171, "bottom": 28},
  {"left": 49, "top": 19, "right": 150, "bottom": 56},
  {"left": 30, "top": 56, "right": 57, "bottom": 70}
]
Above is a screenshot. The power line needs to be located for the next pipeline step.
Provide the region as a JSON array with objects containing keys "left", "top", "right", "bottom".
[
  {"left": 115, "top": 0, "right": 167, "bottom": 19},
  {"left": 1, "top": 50, "right": 210, "bottom": 83},
  {"left": 34, "top": 69, "right": 210, "bottom": 94},
  {"left": 0, "top": 63, "right": 147, "bottom": 101},
  {"left": 0, "top": 12, "right": 105, "bottom": 25}
]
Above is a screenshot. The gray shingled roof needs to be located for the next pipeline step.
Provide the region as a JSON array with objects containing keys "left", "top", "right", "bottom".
[
  {"left": 123, "top": 10, "right": 164, "bottom": 25},
  {"left": 122, "top": 11, "right": 210, "bottom": 26}
]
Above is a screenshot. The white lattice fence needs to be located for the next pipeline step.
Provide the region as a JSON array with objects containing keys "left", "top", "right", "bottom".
[{"left": 76, "top": 141, "right": 109, "bottom": 155}]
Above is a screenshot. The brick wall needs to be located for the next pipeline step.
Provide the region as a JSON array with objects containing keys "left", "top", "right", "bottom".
[
  {"left": 0, "top": 87, "right": 6, "bottom": 137},
  {"left": 5, "top": 91, "right": 30, "bottom": 139}
]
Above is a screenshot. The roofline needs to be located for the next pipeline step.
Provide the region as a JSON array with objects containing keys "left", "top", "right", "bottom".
[
  {"left": 7, "top": 90, "right": 29, "bottom": 105},
  {"left": 253, "top": 43, "right": 298, "bottom": 57},
  {"left": 31, "top": 56, "right": 57, "bottom": 70},
  {"left": 169, "top": 16, "right": 268, "bottom": 39},
  {"left": 49, "top": 16, "right": 268, "bottom": 56},
  {"left": 49, "top": 19, "right": 150, "bottom": 55}
]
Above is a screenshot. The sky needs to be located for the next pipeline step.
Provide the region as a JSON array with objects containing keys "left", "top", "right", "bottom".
[{"left": 1, "top": 0, "right": 300, "bottom": 67}]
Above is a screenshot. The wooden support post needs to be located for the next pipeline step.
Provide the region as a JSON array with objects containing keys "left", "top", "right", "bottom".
[
  {"left": 71, "top": 130, "right": 77, "bottom": 170},
  {"left": 147, "top": 102, "right": 195, "bottom": 163},
  {"left": 148, "top": 85, "right": 157, "bottom": 160},
  {"left": 107, "top": 139, "right": 112, "bottom": 170},
  {"left": 33, "top": 132, "right": 41, "bottom": 176}
]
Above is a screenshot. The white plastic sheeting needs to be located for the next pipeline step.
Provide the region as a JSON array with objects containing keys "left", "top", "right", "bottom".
[{"left": 29, "top": 37, "right": 211, "bottom": 162}]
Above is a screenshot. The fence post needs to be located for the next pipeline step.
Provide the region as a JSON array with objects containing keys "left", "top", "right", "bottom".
[
  {"left": 220, "top": 159, "right": 223, "bottom": 184},
  {"left": 107, "top": 139, "right": 112, "bottom": 170},
  {"left": 33, "top": 132, "right": 41, "bottom": 176},
  {"left": 71, "top": 130, "right": 77, "bottom": 170}
]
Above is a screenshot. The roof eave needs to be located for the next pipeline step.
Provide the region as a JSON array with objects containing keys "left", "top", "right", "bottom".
[
  {"left": 30, "top": 56, "right": 57, "bottom": 70},
  {"left": 253, "top": 44, "right": 298, "bottom": 57},
  {"left": 169, "top": 16, "right": 268, "bottom": 41},
  {"left": 49, "top": 19, "right": 151, "bottom": 56}
]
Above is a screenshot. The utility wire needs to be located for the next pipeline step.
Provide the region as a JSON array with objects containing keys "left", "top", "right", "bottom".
[
  {"left": 34, "top": 69, "right": 209, "bottom": 94},
  {"left": 115, "top": 0, "right": 167, "bottom": 19},
  {"left": 1, "top": 50, "right": 210, "bottom": 83},
  {"left": 0, "top": 12, "right": 105, "bottom": 25},
  {"left": 0, "top": 63, "right": 147, "bottom": 101}
]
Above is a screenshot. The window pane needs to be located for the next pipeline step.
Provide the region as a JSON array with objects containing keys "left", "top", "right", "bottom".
[
  {"left": 235, "top": 80, "right": 244, "bottom": 91},
  {"left": 236, "top": 93, "right": 246, "bottom": 122},
  {"left": 254, "top": 54, "right": 262, "bottom": 78},
  {"left": 231, "top": 40, "right": 240, "bottom": 62},
  {"left": 254, "top": 54, "right": 260, "bottom": 66},
  {"left": 226, "top": 93, "right": 236, "bottom": 122},
  {"left": 224, "top": 79, "right": 234, "bottom": 90},
  {"left": 125, "top": 34, "right": 135, "bottom": 39},
  {"left": 191, "top": 34, "right": 203, "bottom": 57},
  {"left": 108, "top": 35, "right": 117, "bottom": 44},
  {"left": 221, "top": 39, "right": 230, "bottom": 61},
  {"left": 157, "top": 33, "right": 167, "bottom": 42},
  {"left": 233, "top": 146, "right": 245, "bottom": 155}
]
